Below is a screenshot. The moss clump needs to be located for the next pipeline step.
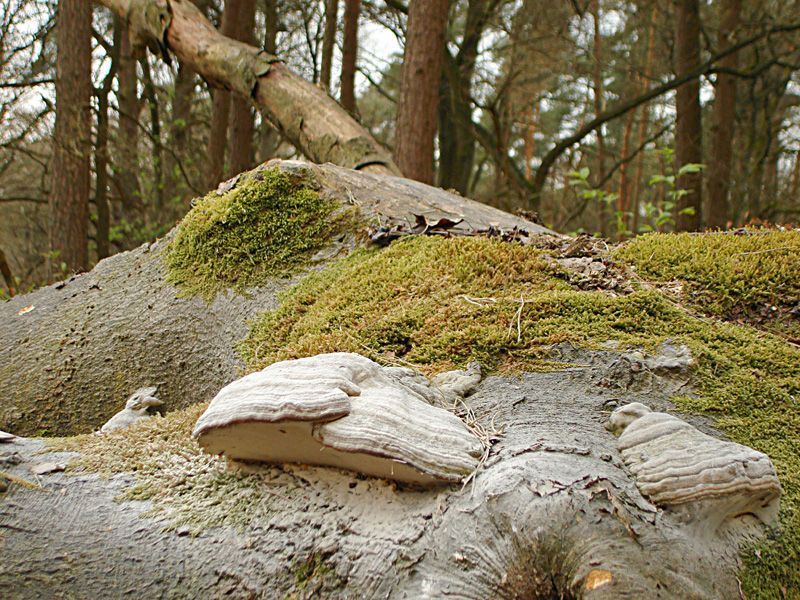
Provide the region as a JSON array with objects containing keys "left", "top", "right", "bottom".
[
  {"left": 50, "top": 404, "right": 296, "bottom": 532},
  {"left": 165, "top": 167, "right": 354, "bottom": 300},
  {"left": 242, "top": 235, "right": 800, "bottom": 597},
  {"left": 615, "top": 230, "right": 800, "bottom": 338}
]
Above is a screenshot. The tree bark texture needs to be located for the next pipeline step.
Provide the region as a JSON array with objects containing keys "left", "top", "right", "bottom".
[
  {"left": 705, "top": 0, "right": 742, "bottom": 230},
  {"left": 228, "top": 0, "right": 258, "bottom": 178},
  {"left": 49, "top": 0, "right": 92, "bottom": 273},
  {"left": 395, "top": 0, "right": 450, "bottom": 185},
  {"left": 205, "top": 1, "right": 240, "bottom": 190},
  {"left": 0, "top": 352, "right": 754, "bottom": 599},
  {"left": 320, "top": 0, "right": 339, "bottom": 93},
  {"left": 116, "top": 18, "right": 143, "bottom": 215},
  {"left": 674, "top": 0, "right": 703, "bottom": 231},
  {"left": 340, "top": 0, "right": 360, "bottom": 113},
  {"left": 0, "top": 160, "right": 551, "bottom": 437},
  {"left": 437, "top": 0, "right": 497, "bottom": 195}
]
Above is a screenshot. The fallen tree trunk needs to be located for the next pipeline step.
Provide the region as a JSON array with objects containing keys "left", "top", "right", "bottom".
[
  {"left": 0, "top": 348, "right": 752, "bottom": 598},
  {"left": 93, "top": 0, "right": 399, "bottom": 175},
  {"left": 0, "top": 160, "right": 550, "bottom": 436}
]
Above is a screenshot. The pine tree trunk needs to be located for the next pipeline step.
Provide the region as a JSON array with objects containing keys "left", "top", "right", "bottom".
[
  {"left": 49, "top": 0, "right": 92, "bottom": 274},
  {"left": 205, "top": 2, "right": 241, "bottom": 190},
  {"left": 228, "top": 0, "right": 257, "bottom": 178},
  {"left": 631, "top": 4, "right": 658, "bottom": 235},
  {"left": 320, "top": 0, "right": 339, "bottom": 93},
  {"left": 116, "top": 18, "right": 142, "bottom": 215},
  {"left": 674, "top": 0, "right": 703, "bottom": 231},
  {"left": 705, "top": 0, "right": 742, "bottom": 230},
  {"left": 340, "top": 0, "right": 360, "bottom": 113},
  {"left": 394, "top": 0, "right": 450, "bottom": 185}
]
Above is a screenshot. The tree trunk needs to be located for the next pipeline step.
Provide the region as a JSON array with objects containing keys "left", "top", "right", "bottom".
[
  {"left": 590, "top": 0, "right": 609, "bottom": 236},
  {"left": 631, "top": 4, "right": 658, "bottom": 235},
  {"left": 320, "top": 0, "right": 339, "bottom": 93},
  {"left": 141, "top": 59, "right": 164, "bottom": 211},
  {"left": 205, "top": 1, "right": 241, "bottom": 190},
  {"left": 49, "top": 0, "right": 92, "bottom": 274},
  {"left": 437, "top": 0, "right": 497, "bottom": 195},
  {"left": 168, "top": 62, "right": 196, "bottom": 193},
  {"left": 258, "top": 0, "right": 282, "bottom": 163},
  {"left": 93, "top": 0, "right": 397, "bottom": 175},
  {"left": 674, "top": 0, "right": 703, "bottom": 231},
  {"left": 705, "top": 0, "right": 742, "bottom": 230},
  {"left": 0, "top": 248, "right": 15, "bottom": 296},
  {"left": 116, "top": 17, "right": 143, "bottom": 215},
  {"left": 94, "top": 25, "right": 120, "bottom": 261},
  {"left": 228, "top": 0, "right": 258, "bottom": 178},
  {"left": 394, "top": 0, "right": 450, "bottom": 185},
  {"left": 340, "top": 0, "right": 360, "bottom": 114}
]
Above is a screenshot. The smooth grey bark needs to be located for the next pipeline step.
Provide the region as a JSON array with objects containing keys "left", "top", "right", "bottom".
[
  {"left": 1, "top": 348, "right": 752, "bottom": 598},
  {"left": 0, "top": 161, "right": 551, "bottom": 437}
]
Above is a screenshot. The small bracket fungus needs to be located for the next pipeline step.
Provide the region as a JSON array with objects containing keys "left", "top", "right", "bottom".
[
  {"left": 101, "top": 387, "right": 163, "bottom": 432},
  {"left": 607, "top": 403, "right": 781, "bottom": 532},
  {"left": 0, "top": 430, "right": 16, "bottom": 443},
  {"left": 193, "top": 353, "right": 484, "bottom": 485}
]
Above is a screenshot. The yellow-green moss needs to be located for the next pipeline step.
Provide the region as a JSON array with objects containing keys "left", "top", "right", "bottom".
[
  {"left": 242, "top": 235, "right": 800, "bottom": 597},
  {"left": 615, "top": 230, "right": 800, "bottom": 339},
  {"left": 50, "top": 404, "right": 297, "bottom": 533},
  {"left": 165, "top": 168, "right": 354, "bottom": 300}
]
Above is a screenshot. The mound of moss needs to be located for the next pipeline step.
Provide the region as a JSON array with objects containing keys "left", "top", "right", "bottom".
[
  {"left": 615, "top": 230, "right": 800, "bottom": 339},
  {"left": 165, "top": 167, "right": 356, "bottom": 300},
  {"left": 241, "top": 235, "right": 799, "bottom": 598}
]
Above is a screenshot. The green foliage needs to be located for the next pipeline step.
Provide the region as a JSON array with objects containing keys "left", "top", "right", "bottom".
[
  {"left": 638, "top": 160, "right": 703, "bottom": 233},
  {"left": 164, "top": 168, "right": 352, "bottom": 300}
]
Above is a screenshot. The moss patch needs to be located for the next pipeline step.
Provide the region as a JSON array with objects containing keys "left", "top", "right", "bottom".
[
  {"left": 165, "top": 167, "right": 356, "bottom": 300},
  {"left": 615, "top": 230, "right": 800, "bottom": 339},
  {"left": 242, "top": 235, "right": 800, "bottom": 597},
  {"left": 50, "top": 404, "right": 297, "bottom": 533}
]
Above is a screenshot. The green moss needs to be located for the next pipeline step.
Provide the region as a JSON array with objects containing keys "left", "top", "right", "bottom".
[
  {"left": 291, "top": 553, "right": 335, "bottom": 593},
  {"left": 165, "top": 167, "right": 355, "bottom": 300},
  {"left": 242, "top": 235, "right": 800, "bottom": 596},
  {"left": 49, "top": 404, "right": 297, "bottom": 532},
  {"left": 615, "top": 230, "right": 800, "bottom": 338}
]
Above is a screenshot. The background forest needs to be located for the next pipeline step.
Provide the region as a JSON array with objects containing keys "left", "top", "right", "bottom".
[{"left": 1, "top": 0, "right": 799, "bottom": 295}]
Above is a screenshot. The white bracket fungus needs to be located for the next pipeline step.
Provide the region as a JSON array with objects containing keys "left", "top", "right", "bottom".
[
  {"left": 101, "top": 386, "right": 163, "bottom": 432},
  {"left": 608, "top": 402, "right": 781, "bottom": 532},
  {"left": 193, "top": 353, "right": 484, "bottom": 485}
]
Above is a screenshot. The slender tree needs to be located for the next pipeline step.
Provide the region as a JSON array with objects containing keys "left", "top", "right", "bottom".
[
  {"left": 49, "top": 0, "right": 92, "bottom": 273},
  {"left": 228, "top": 0, "right": 257, "bottom": 177},
  {"left": 706, "top": 0, "right": 742, "bottom": 229},
  {"left": 395, "top": 0, "right": 451, "bottom": 184},
  {"left": 320, "top": 0, "right": 339, "bottom": 93},
  {"left": 116, "top": 17, "right": 142, "bottom": 215},
  {"left": 206, "top": 1, "right": 241, "bottom": 189},
  {"left": 340, "top": 0, "right": 360, "bottom": 113},
  {"left": 674, "top": 0, "right": 703, "bottom": 230}
]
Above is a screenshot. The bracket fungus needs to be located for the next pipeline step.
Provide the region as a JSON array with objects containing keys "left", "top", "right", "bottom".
[
  {"left": 608, "top": 402, "right": 781, "bottom": 532},
  {"left": 101, "top": 387, "right": 163, "bottom": 432},
  {"left": 192, "top": 353, "right": 484, "bottom": 485}
]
